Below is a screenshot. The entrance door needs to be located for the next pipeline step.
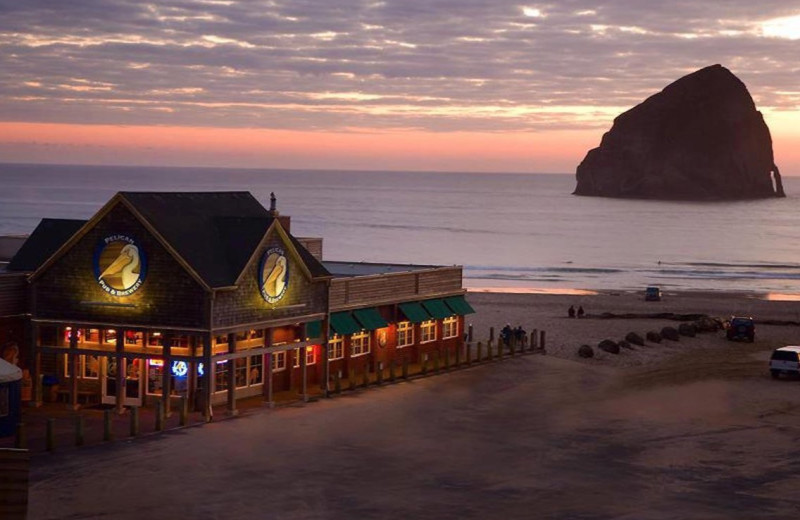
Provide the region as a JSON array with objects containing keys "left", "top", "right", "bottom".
[{"left": 101, "top": 357, "right": 143, "bottom": 406}]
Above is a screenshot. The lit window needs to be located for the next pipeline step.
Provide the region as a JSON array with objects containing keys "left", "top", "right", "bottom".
[
  {"left": 249, "top": 355, "right": 263, "bottom": 385},
  {"left": 293, "top": 346, "right": 316, "bottom": 367},
  {"left": 63, "top": 354, "right": 100, "bottom": 379},
  {"left": 443, "top": 316, "right": 458, "bottom": 339},
  {"left": 328, "top": 334, "right": 344, "bottom": 360},
  {"left": 420, "top": 319, "right": 437, "bottom": 344},
  {"left": 104, "top": 329, "right": 117, "bottom": 344},
  {"left": 351, "top": 331, "right": 370, "bottom": 356},
  {"left": 214, "top": 361, "right": 228, "bottom": 393},
  {"left": 148, "top": 332, "right": 163, "bottom": 347},
  {"left": 397, "top": 321, "right": 414, "bottom": 348},
  {"left": 235, "top": 357, "right": 248, "bottom": 388},
  {"left": 272, "top": 351, "right": 287, "bottom": 372}
]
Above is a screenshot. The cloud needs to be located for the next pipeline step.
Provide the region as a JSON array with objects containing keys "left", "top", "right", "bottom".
[{"left": 1, "top": 0, "right": 799, "bottom": 133}]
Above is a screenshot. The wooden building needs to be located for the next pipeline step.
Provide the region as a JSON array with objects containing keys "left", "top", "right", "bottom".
[{"left": 4, "top": 191, "right": 473, "bottom": 417}]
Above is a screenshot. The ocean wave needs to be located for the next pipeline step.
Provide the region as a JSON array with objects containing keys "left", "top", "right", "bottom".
[{"left": 465, "top": 265, "right": 624, "bottom": 274}]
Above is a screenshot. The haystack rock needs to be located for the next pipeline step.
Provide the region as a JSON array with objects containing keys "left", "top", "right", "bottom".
[{"left": 574, "top": 65, "right": 785, "bottom": 200}]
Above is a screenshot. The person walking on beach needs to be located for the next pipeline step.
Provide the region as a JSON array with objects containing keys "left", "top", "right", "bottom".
[
  {"left": 501, "top": 324, "right": 512, "bottom": 346},
  {"left": 568, "top": 305, "right": 575, "bottom": 318},
  {"left": 577, "top": 306, "right": 585, "bottom": 318}
]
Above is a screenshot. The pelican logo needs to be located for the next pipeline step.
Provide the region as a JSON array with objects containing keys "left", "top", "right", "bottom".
[
  {"left": 94, "top": 235, "right": 147, "bottom": 296},
  {"left": 259, "top": 246, "right": 288, "bottom": 303}
]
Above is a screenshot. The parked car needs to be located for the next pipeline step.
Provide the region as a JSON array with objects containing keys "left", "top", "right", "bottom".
[
  {"left": 769, "top": 346, "right": 800, "bottom": 379},
  {"left": 644, "top": 286, "right": 662, "bottom": 301},
  {"left": 726, "top": 316, "right": 755, "bottom": 342}
]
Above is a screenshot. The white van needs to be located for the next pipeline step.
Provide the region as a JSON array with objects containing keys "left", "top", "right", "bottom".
[{"left": 769, "top": 346, "right": 800, "bottom": 379}]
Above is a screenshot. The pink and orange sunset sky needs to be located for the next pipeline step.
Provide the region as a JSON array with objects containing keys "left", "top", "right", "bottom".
[{"left": 1, "top": 1, "right": 799, "bottom": 174}]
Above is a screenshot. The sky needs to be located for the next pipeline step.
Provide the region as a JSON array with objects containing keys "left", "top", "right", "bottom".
[{"left": 1, "top": 0, "right": 799, "bottom": 174}]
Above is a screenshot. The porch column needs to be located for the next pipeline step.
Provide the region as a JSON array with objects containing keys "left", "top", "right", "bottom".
[
  {"left": 161, "top": 334, "right": 172, "bottom": 418},
  {"left": 264, "top": 328, "right": 274, "bottom": 408},
  {"left": 226, "top": 332, "right": 238, "bottom": 416},
  {"left": 115, "top": 329, "right": 125, "bottom": 414},
  {"left": 31, "top": 323, "right": 41, "bottom": 407},
  {"left": 202, "top": 333, "right": 213, "bottom": 422},
  {"left": 322, "top": 315, "right": 330, "bottom": 398},
  {"left": 301, "top": 344, "right": 308, "bottom": 402},
  {"left": 68, "top": 327, "right": 79, "bottom": 410}
]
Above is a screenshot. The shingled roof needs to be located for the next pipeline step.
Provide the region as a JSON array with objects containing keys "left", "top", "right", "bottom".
[
  {"left": 11, "top": 192, "right": 330, "bottom": 287},
  {"left": 7, "top": 218, "right": 86, "bottom": 272},
  {"left": 120, "top": 192, "right": 330, "bottom": 288}
]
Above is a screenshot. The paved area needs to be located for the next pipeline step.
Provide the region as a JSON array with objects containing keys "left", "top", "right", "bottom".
[{"left": 26, "top": 343, "right": 800, "bottom": 519}]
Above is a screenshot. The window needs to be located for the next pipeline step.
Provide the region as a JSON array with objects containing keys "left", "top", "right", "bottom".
[
  {"left": 443, "top": 316, "right": 458, "bottom": 339},
  {"left": 328, "top": 334, "right": 344, "bottom": 360},
  {"left": 104, "top": 329, "right": 117, "bottom": 344},
  {"left": 397, "top": 321, "right": 414, "bottom": 348},
  {"left": 214, "top": 360, "right": 228, "bottom": 393},
  {"left": 351, "top": 331, "right": 370, "bottom": 356},
  {"left": 63, "top": 354, "right": 100, "bottom": 379},
  {"left": 85, "top": 329, "right": 101, "bottom": 343},
  {"left": 249, "top": 355, "right": 263, "bottom": 385},
  {"left": 148, "top": 332, "right": 163, "bottom": 347},
  {"left": 271, "top": 351, "right": 287, "bottom": 372},
  {"left": 125, "top": 331, "right": 142, "bottom": 345},
  {"left": 235, "top": 357, "right": 248, "bottom": 388},
  {"left": 293, "top": 346, "right": 316, "bottom": 367},
  {"left": 420, "top": 319, "right": 437, "bottom": 343}
]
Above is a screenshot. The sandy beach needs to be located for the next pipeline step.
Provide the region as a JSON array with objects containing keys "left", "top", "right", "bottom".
[
  {"left": 28, "top": 289, "right": 800, "bottom": 519},
  {"left": 466, "top": 289, "right": 800, "bottom": 369}
]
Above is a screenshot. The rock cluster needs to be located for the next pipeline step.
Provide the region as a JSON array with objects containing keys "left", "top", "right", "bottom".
[{"left": 574, "top": 65, "right": 785, "bottom": 200}]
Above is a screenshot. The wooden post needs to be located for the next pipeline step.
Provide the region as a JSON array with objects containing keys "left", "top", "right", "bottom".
[
  {"left": 468, "top": 323, "right": 473, "bottom": 343},
  {"left": 179, "top": 396, "right": 188, "bottom": 426},
  {"left": 115, "top": 330, "right": 125, "bottom": 415},
  {"left": 376, "top": 364, "right": 383, "bottom": 385},
  {"left": 15, "top": 423, "right": 26, "bottom": 449},
  {"left": 162, "top": 334, "right": 172, "bottom": 418},
  {"left": 433, "top": 351, "right": 440, "bottom": 373},
  {"left": 226, "top": 333, "right": 237, "bottom": 416},
  {"left": 130, "top": 406, "right": 140, "bottom": 437},
  {"left": 334, "top": 371, "right": 341, "bottom": 394},
  {"left": 402, "top": 357, "right": 409, "bottom": 379},
  {"left": 509, "top": 335, "right": 516, "bottom": 357},
  {"left": 487, "top": 340, "right": 493, "bottom": 361},
  {"left": 444, "top": 348, "right": 450, "bottom": 370},
  {"left": 539, "top": 330, "right": 546, "bottom": 352},
  {"left": 498, "top": 338, "right": 504, "bottom": 360},
  {"left": 68, "top": 328, "right": 79, "bottom": 411},
  {"left": 301, "top": 346, "right": 309, "bottom": 402},
  {"left": 155, "top": 400, "right": 164, "bottom": 431},
  {"left": 531, "top": 329, "right": 538, "bottom": 351},
  {"left": 421, "top": 355, "right": 428, "bottom": 375},
  {"left": 466, "top": 342, "right": 472, "bottom": 365},
  {"left": 489, "top": 327, "right": 494, "bottom": 343},
  {"left": 349, "top": 369, "right": 356, "bottom": 391},
  {"left": 46, "top": 418, "right": 55, "bottom": 452},
  {"left": 74, "top": 415, "right": 84, "bottom": 446},
  {"left": 31, "top": 322, "right": 42, "bottom": 406},
  {"left": 103, "top": 410, "right": 112, "bottom": 441},
  {"left": 389, "top": 361, "right": 396, "bottom": 382},
  {"left": 361, "top": 366, "right": 369, "bottom": 388},
  {"left": 322, "top": 314, "right": 330, "bottom": 398},
  {"left": 265, "top": 350, "right": 274, "bottom": 408},
  {"left": 202, "top": 333, "right": 213, "bottom": 422}
]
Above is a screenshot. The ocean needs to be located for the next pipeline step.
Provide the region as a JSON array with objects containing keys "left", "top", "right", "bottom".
[{"left": 2, "top": 163, "right": 800, "bottom": 296}]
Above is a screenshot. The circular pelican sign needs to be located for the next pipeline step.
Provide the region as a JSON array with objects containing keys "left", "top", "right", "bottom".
[
  {"left": 258, "top": 246, "right": 288, "bottom": 303},
  {"left": 93, "top": 235, "right": 147, "bottom": 296}
]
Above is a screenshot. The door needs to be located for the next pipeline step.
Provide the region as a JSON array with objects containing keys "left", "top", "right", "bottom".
[{"left": 101, "top": 357, "right": 143, "bottom": 406}]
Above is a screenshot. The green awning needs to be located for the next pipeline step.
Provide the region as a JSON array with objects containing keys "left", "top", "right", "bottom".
[
  {"left": 443, "top": 295, "right": 476, "bottom": 315},
  {"left": 329, "top": 312, "right": 361, "bottom": 335},
  {"left": 305, "top": 320, "right": 322, "bottom": 339},
  {"left": 352, "top": 307, "right": 388, "bottom": 331},
  {"left": 398, "top": 302, "right": 431, "bottom": 323},
  {"left": 421, "top": 299, "right": 452, "bottom": 320}
]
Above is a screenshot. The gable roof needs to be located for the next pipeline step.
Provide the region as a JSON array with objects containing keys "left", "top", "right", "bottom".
[{"left": 7, "top": 218, "right": 87, "bottom": 272}]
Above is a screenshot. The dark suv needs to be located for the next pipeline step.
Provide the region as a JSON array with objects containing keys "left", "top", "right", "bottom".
[{"left": 726, "top": 316, "right": 755, "bottom": 342}]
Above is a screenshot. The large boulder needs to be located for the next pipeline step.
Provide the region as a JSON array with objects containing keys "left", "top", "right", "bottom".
[
  {"left": 678, "top": 323, "right": 697, "bottom": 337},
  {"left": 574, "top": 65, "right": 784, "bottom": 200},
  {"left": 625, "top": 332, "right": 645, "bottom": 346},
  {"left": 618, "top": 340, "right": 633, "bottom": 350},
  {"left": 694, "top": 317, "right": 723, "bottom": 332},
  {"left": 646, "top": 331, "right": 662, "bottom": 343},
  {"left": 578, "top": 345, "right": 594, "bottom": 358},
  {"left": 598, "top": 339, "right": 620, "bottom": 354},
  {"left": 661, "top": 326, "right": 680, "bottom": 341}
]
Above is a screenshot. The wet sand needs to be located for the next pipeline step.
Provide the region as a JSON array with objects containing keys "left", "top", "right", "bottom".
[{"left": 28, "top": 291, "right": 800, "bottom": 519}]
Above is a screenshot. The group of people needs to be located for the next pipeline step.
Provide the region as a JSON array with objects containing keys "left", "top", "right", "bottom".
[
  {"left": 500, "top": 324, "right": 526, "bottom": 346},
  {"left": 567, "top": 305, "right": 585, "bottom": 318}
]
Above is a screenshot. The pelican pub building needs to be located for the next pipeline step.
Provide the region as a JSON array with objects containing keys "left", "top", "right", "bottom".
[{"left": 2, "top": 191, "right": 474, "bottom": 419}]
